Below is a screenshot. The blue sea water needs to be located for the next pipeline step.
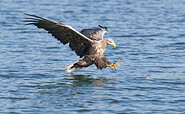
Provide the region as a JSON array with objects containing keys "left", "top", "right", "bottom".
[{"left": 1, "top": 0, "right": 185, "bottom": 113}]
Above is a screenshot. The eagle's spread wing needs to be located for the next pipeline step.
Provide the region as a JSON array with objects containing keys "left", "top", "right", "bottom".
[
  {"left": 80, "top": 28, "right": 105, "bottom": 41},
  {"left": 25, "top": 14, "right": 92, "bottom": 58}
]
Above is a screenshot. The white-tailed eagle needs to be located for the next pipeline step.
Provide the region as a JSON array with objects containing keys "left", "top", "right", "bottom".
[{"left": 25, "top": 14, "right": 121, "bottom": 72}]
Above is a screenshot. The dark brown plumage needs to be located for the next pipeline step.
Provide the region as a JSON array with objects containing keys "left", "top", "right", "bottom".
[
  {"left": 25, "top": 14, "right": 120, "bottom": 72},
  {"left": 80, "top": 25, "right": 108, "bottom": 41}
]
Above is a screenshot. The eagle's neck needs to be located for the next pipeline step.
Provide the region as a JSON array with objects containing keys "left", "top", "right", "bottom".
[{"left": 98, "top": 40, "right": 108, "bottom": 54}]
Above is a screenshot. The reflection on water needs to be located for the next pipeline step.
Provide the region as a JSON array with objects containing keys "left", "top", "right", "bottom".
[
  {"left": 30, "top": 74, "right": 118, "bottom": 109},
  {"left": 67, "top": 73, "right": 111, "bottom": 85}
]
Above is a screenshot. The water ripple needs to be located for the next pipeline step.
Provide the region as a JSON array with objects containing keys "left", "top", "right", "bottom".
[{"left": 1, "top": 0, "right": 185, "bottom": 113}]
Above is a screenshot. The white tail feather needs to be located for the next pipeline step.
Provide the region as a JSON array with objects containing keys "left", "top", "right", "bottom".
[{"left": 66, "top": 62, "right": 80, "bottom": 73}]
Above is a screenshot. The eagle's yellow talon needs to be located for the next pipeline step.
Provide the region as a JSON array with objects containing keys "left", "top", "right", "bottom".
[
  {"left": 115, "top": 61, "right": 121, "bottom": 66},
  {"left": 108, "top": 61, "right": 121, "bottom": 71},
  {"left": 108, "top": 64, "right": 114, "bottom": 71},
  {"left": 110, "top": 66, "right": 114, "bottom": 71},
  {"left": 113, "top": 63, "right": 117, "bottom": 69},
  {"left": 112, "top": 61, "right": 121, "bottom": 69}
]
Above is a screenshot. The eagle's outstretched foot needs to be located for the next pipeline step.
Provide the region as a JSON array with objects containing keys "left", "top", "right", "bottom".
[
  {"left": 108, "top": 61, "right": 121, "bottom": 71},
  {"left": 108, "top": 64, "right": 115, "bottom": 70}
]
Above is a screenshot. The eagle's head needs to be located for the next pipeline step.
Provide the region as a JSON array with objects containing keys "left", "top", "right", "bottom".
[{"left": 105, "top": 38, "right": 116, "bottom": 48}]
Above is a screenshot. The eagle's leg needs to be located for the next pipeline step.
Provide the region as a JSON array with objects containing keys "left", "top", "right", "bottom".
[{"left": 66, "top": 57, "right": 93, "bottom": 73}]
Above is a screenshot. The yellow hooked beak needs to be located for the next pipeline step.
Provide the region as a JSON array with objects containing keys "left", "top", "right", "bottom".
[{"left": 110, "top": 42, "right": 116, "bottom": 48}]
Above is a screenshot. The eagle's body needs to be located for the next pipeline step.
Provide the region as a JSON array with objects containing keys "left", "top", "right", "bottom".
[{"left": 25, "top": 14, "right": 120, "bottom": 73}]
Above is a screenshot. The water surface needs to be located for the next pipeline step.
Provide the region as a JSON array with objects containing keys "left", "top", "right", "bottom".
[{"left": 1, "top": 0, "right": 185, "bottom": 113}]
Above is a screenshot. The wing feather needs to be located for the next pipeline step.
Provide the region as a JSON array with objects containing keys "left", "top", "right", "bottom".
[
  {"left": 80, "top": 28, "right": 105, "bottom": 41},
  {"left": 25, "top": 14, "right": 92, "bottom": 57}
]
